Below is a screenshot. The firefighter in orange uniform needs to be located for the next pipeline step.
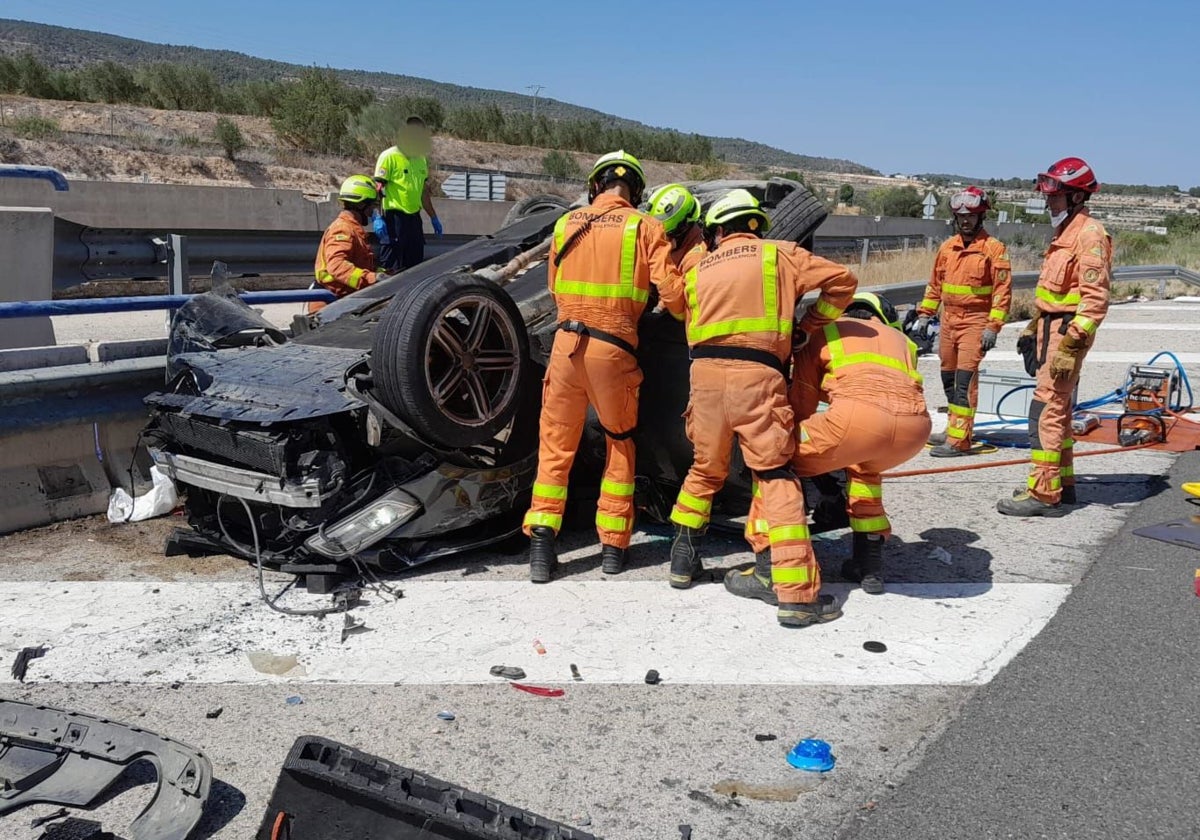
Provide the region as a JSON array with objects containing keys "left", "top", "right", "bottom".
[
  {"left": 647, "top": 183, "right": 706, "bottom": 273},
  {"left": 742, "top": 293, "right": 930, "bottom": 594},
  {"left": 916, "top": 186, "right": 1011, "bottom": 456},
  {"left": 523, "top": 151, "right": 684, "bottom": 582},
  {"left": 310, "top": 175, "right": 381, "bottom": 314},
  {"left": 668, "top": 189, "right": 857, "bottom": 627},
  {"left": 998, "top": 157, "right": 1111, "bottom": 517}
]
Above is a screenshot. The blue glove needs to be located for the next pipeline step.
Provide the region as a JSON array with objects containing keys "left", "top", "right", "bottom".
[
  {"left": 371, "top": 213, "right": 388, "bottom": 244},
  {"left": 431, "top": 216, "right": 444, "bottom": 238}
]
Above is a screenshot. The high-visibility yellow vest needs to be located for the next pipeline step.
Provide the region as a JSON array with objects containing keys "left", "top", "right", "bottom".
[
  {"left": 821, "top": 321, "right": 923, "bottom": 387},
  {"left": 550, "top": 213, "right": 646, "bottom": 303},
  {"left": 684, "top": 243, "right": 792, "bottom": 345}
]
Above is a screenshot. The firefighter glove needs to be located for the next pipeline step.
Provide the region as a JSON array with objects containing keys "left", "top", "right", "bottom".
[
  {"left": 1049, "top": 332, "right": 1086, "bottom": 380},
  {"left": 981, "top": 329, "right": 998, "bottom": 352},
  {"left": 431, "top": 216, "right": 444, "bottom": 237},
  {"left": 915, "top": 316, "right": 931, "bottom": 339}
]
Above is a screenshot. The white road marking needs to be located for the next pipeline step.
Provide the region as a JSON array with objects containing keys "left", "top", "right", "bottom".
[
  {"left": 0, "top": 581, "right": 1068, "bottom": 687},
  {"left": 985, "top": 351, "right": 1200, "bottom": 365},
  {"left": 1082, "top": 323, "right": 1200, "bottom": 331}
]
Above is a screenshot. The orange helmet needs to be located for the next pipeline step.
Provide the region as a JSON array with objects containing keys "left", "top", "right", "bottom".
[
  {"left": 950, "top": 185, "right": 989, "bottom": 215},
  {"left": 1036, "top": 157, "right": 1100, "bottom": 195}
]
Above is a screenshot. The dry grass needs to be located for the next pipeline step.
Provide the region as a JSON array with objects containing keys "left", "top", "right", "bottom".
[{"left": 846, "top": 244, "right": 1042, "bottom": 288}]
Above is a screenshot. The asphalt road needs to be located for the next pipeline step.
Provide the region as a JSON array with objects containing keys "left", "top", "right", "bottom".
[{"left": 841, "top": 449, "right": 1200, "bottom": 840}]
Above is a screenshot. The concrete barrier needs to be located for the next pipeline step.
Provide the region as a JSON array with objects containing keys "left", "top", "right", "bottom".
[{"left": 0, "top": 206, "right": 55, "bottom": 349}]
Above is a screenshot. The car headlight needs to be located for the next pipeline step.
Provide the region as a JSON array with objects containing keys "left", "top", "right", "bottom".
[{"left": 304, "top": 488, "right": 421, "bottom": 559}]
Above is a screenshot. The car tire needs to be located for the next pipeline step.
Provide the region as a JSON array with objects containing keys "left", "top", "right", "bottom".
[
  {"left": 502, "top": 194, "right": 571, "bottom": 228},
  {"left": 371, "top": 273, "right": 529, "bottom": 449},
  {"left": 767, "top": 182, "right": 829, "bottom": 245}
]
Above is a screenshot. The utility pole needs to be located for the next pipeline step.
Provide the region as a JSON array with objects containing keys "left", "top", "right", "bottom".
[{"left": 526, "top": 84, "right": 545, "bottom": 120}]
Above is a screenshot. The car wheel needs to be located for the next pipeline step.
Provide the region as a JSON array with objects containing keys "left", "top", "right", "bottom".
[
  {"left": 371, "top": 273, "right": 529, "bottom": 449},
  {"left": 502, "top": 194, "right": 571, "bottom": 228},
  {"left": 767, "top": 182, "right": 829, "bottom": 245}
]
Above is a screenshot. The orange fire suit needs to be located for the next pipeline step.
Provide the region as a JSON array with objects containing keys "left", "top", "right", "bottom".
[
  {"left": 672, "top": 225, "right": 706, "bottom": 274},
  {"left": 918, "top": 231, "right": 1011, "bottom": 449},
  {"left": 1026, "top": 208, "right": 1111, "bottom": 503},
  {"left": 670, "top": 233, "right": 857, "bottom": 604},
  {"left": 746, "top": 317, "right": 930, "bottom": 552},
  {"left": 310, "top": 210, "right": 378, "bottom": 313},
  {"left": 523, "top": 193, "right": 684, "bottom": 548}
]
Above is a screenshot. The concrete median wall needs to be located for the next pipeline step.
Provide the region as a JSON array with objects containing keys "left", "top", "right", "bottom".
[{"left": 0, "top": 206, "right": 55, "bottom": 349}]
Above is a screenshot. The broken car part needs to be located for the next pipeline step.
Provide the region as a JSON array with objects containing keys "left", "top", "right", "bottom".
[
  {"left": 11, "top": 645, "right": 47, "bottom": 682},
  {"left": 0, "top": 699, "right": 213, "bottom": 840},
  {"left": 256, "top": 736, "right": 596, "bottom": 839}
]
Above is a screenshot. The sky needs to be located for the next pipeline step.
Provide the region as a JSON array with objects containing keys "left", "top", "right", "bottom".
[{"left": 5, "top": 0, "right": 1199, "bottom": 187}]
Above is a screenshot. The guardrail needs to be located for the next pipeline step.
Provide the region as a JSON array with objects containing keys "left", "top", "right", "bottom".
[{"left": 0, "top": 288, "right": 333, "bottom": 319}]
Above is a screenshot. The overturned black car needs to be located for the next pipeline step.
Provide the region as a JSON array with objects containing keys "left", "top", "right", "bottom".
[{"left": 145, "top": 179, "right": 846, "bottom": 583}]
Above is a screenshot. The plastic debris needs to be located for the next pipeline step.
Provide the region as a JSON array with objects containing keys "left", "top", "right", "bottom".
[
  {"left": 10, "top": 646, "right": 47, "bottom": 682},
  {"left": 678, "top": 826, "right": 693, "bottom": 840},
  {"left": 247, "top": 651, "right": 305, "bottom": 676},
  {"left": 285, "top": 696, "right": 304, "bottom": 706},
  {"left": 787, "top": 739, "right": 836, "bottom": 772},
  {"left": 29, "top": 807, "right": 69, "bottom": 828},
  {"left": 436, "top": 710, "right": 456, "bottom": 721},
  {"left": 106, "top": 465, "right": 179, "bottom": 523},
  {"left": 645, "top": 669, "right": 662, "bottom": 685},
  {"left": 489, "top": 665, "right": 526, "bottom": 680},
  {"left": 533, "top": 639, "right": 547, "bottom": 656},
  {"left": 510, "top": 683, "right": 565, "bottom": 698},
  {"left": 754, "top": 733, "right": 778, "bottom": 742},
  {"left": 928, "top": 546, "right": 953, "bottom": 565},
  {"left": 340, "top": 613, "right": 367, "bottom": 643},
  {"left": 570, "top": 663, "right": 582, "bottom": 681},
  {"left": 205, "top": 707, "right": 223, "bottom": 719},
  {"left": 863, "top": 641, "right": 888, "bottom": 653},
  {"left": 1195, "top": 569, "right": 1199, "bottom": 598}
]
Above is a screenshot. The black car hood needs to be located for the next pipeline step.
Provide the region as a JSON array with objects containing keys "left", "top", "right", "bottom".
[{"left": 148, "top": 343, "right": 366, "bottom": 423}]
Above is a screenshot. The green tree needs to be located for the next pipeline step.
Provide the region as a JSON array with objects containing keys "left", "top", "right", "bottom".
[
  {"left": 838, "top": 184, "right": 855, "bottom": 205},
  {"left": 1189, "top": 187, "right": 1200, "bottom": 198},
  {"left": 0, "top": 56, "right": 19, "bottom": 94},
  {"left": 862, "top": 186, "right": 924, "bottom": 218},
  {"left": 350, "top": 96, "right": 445, "bottom": 156},
  {"left": 271, "top": 67, "right": 372, "bottom": 154},
  {"left": 213, "top": 117, "right": 246, "bottom": 161},
  {"left": 79, "top": 61, "right": 141, "bottom": 104},
  {"left": 14, "top": 53, "right": 54, "bottom": 98},
  {"left": 542, "top": 149, "right": 580, "bottom": 179}
]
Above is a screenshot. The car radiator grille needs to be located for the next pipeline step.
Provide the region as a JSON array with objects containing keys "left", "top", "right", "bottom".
[{"left": 157, "top": 413, "right": 293, "bottom": 477}]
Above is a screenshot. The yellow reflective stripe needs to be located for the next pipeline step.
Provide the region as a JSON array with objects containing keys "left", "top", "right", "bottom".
[
  {"left": 798, "top": 425, "right": 811, "bottom": 443},
  {"left": 1031, "top": 449, "right": 1061, "bottom": 464},
  {"left": 1062, "top": 438, "right": 1075, "bottom": 450},
  {"left": 1049, "top": 477, "right": 1062, "bottom": 491},
  {"left": 1071, "top": 315, "right": 1098, "bottom": 335},
  {"left": 1027, "top": 475, "right": 1038, "bottom": 489},
  {"left": 1036, "top": 286, "right": 1081, "bottom": 306},
  {"left": 850, "top": 516, "right": 890, "bottom": 533},
  {"left": 989, "top": 308, "right": 1007, "bottom": 322},
  {"left": 943, "top": 284, "right": 993, "bottom": 296},
  {"left": 524, "top": 511, "right": 562, "bottom": 530},
  {"left": 600, "top": 478, "right": 635, "bottom": 498},
  {"left": 596, "top": 512, "right": 629, "bottom": 532},
  {"left": 747, "top": 518, "right": 769, "bottom": 535},
  {"left": 686, "top": 243, "right": 791, "bottom": 343},
  {"left": 948, "top": 403, "right": 975, "bottom": 418},
  {"left": 848, "top": 480, "right": 882, "bottom": 499},
  {"left": 832, "top": 351, "right": 923, "bottom": 382},
  {"left": 532, "top": 482, "right": 567, "bottom": 500},
  {"left": 1061, "top": 466, "right": 1075, "bottom": 478},
  {"left": 769, "top": 524, "right": 811, "bottom": 544},
  {"left": 772, "top": 566, "right": 812, "bottom": 584},
  {"left": 552, "top": 214, "right": 647, "bottom": 303},
  {"left": 946, "top": 426, "right": 968, "bottom": 439},
  {"left": 814, "top": 296, "right": 843, "bottom": 319},
  {"left": 920, "top": 298, "right": 939, "bottom": 311},
  {"left": 676, "top": 491, "right": 712, "bottom": 515},
  {"left": 670, "top": 509, "right": 708, "bottom": 529},
  {"left": 751, "top": 481, "right": 762, "bottom": 499}
]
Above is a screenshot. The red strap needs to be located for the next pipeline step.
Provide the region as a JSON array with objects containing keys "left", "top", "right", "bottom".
[{"left": 510, "top": 683, "right": 565, "bottom": 698}]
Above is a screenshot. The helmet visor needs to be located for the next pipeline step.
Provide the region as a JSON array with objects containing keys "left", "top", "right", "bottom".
[
  {"left": 1036, "top": 173, "right": 1064, "bottom": 194},
  {"left": 949, "top": 192, "right": 985, "bottom": 212}
]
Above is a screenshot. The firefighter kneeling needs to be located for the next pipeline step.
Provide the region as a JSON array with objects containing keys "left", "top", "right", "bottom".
[
  {"left": 743, "top": 293, "right": 930, "bottom": 593},
  {"left": 668, "top": 189, "right": 857, "bottom": 628}
]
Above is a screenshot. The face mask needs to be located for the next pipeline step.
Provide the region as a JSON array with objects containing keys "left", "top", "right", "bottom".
[{"left": 1050, "top": 209, "right": 1070, "bottom": 227}]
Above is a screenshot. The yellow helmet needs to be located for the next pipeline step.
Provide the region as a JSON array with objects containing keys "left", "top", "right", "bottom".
[
  {"left": 703, "top": 188, "right": 770, "bottom": 235},
  {"left": 647, "top": 183, "right": 701, "bottom": 236},
  {"left": 845, "top": 291, "right": 901, "bottom": 329},
  {"left": 587, "top": 149, "right": 646, "bottom": 203},
  {"left": 338, "top": 174, "right": 378, "bottom": 205}
]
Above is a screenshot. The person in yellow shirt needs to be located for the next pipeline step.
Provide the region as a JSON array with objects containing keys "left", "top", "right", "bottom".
[{"left": 374, "top": 116, "right": 442, "bottom": 272}]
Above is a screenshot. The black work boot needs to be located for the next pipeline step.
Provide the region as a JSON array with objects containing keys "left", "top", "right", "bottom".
[
  {"left": 997, "top": 492, "right": 1065, "bottom": 518},
  {"left": 777, "top": 595, "right": 842, "bottom": 628},
  {"left": 927, "top": 431, "right": 947, "bottom": 447},
  {"left": 669, "top": 525, "right": 704, "bottom": 589},
  {"left": 528, "top": 527, "right": 557, "bottom": 583},
  {"left": 1061, "top": 485, "right": 1077, "bottom": 505},
  {"left": 601, "top": 544, "right": 627, "bottom": 575},
  {"left": 853, "top": 532, "right": 885, "bottom": 595},
  {"left": 723, "top": 549, "right": 778, "bottom": 605}
]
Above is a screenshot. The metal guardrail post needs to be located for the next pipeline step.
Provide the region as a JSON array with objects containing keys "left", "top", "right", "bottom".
[
  {"left": 860, "top": 238, "right": 870, "bottom": 268},
  {"left": 167, "top": 235, "right": 189, "bottom": 297}
]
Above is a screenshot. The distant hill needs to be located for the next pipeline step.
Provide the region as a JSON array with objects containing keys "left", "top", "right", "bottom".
[{"left": 0, "top": 18, "right": 879, "bottom": 175}]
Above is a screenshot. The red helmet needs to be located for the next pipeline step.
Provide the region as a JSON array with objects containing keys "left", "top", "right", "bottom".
[
  {"left": 950, "top": 186, "right": 989, "bottom": 215},
  {"left": 1036, "top": 157, "right": 1100, "bottom": 195}
]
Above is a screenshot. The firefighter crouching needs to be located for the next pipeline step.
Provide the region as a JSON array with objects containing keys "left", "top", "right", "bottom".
[
  {"left": 523, "top": 151, "right": 684, "bottom": 582},
  {"left": 668, "top": 189, "right": 857, "bottom": 628},
  {"left": 310, "top": 175, "right": 381, "bottom": 314}
]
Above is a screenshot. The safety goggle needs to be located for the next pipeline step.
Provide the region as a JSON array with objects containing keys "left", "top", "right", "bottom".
[
  {"left": 949, "top": 192, "right": 985, "bottom": 211},
  {"left": 1036, "top": 173, "right": 1064, "bottom": 194}
]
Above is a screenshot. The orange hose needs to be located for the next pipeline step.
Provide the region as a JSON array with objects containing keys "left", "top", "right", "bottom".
[
  {"left": 883, "top": 441, "right": 1161, "bottom": 479},
  {"left": 271, "top": 812, "right": 288, "bottom": 840}
]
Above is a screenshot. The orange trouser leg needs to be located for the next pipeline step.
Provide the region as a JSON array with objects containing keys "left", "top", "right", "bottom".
[
  {"left": 523, "top": 332, "right": 591, "bottom": 536},
  {"left": 1029, "top": 327, "right": 1085, "bottom": 504},
  {"left": 942, "top": 310, "right": 986, "bottom": 450},
  {"left": 671, "top": 361, "right": 734, "bottom": 531},
  {"left": 688, "top": 361, "right": 817, "bottom": 604},
  {"left": 579, "top": 341, "right": 643, "bottom": 548}
]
